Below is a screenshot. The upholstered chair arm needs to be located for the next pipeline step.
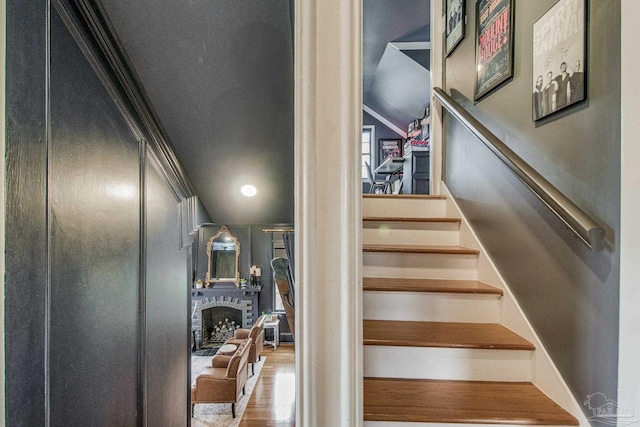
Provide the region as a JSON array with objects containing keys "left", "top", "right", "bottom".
[
  {"left": 211, "top": 355, "right": 231, "bottom": 368},
  {"left": 234, "top": 328, "right": 250, "bottom": 339},
  {"left": 194, "top": 375, "right": 236, "bottom": 402},
  {"left": 227, "top": 338, "right": 252, "bottom": 378}
]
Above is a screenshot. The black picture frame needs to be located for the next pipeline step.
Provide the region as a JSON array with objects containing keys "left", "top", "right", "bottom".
[
  {"left": 474, "top": 0, "right": 515, "bottom": 101},
  {"left": 377, "top": 139, "right": 403, "bottom": 167},
  {"left": 445, "top": 0, "right": 466, "bottom": 57},
  {"left": 532, "top": 0, "right": 587, "bottom": 121}
]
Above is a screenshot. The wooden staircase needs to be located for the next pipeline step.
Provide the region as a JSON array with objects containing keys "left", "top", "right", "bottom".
[{"left": 362, "top": 194, "right": 579, "bottom": 426}]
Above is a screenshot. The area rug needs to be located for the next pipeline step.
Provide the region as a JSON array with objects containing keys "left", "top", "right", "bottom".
[
  {"left": 192, "top": 346, "right": 220, "bottom": 357},
  {"left": 191, "top": 355, "right": 266, "bottom": 427}
]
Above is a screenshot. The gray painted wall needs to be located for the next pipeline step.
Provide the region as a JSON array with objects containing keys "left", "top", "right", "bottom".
[
  {"left": 195, "top": 224, "right": 293, "bottom": 336},
  {"left": 442, "top": 0, "right": 620, "bottom": 415},
  {"left": 5, "top": 0, "right": 48, "bottom": 424}
]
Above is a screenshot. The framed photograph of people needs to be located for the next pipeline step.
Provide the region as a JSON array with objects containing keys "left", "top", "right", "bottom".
[
  {"left": 532, "top": 0, "right": 586, "bottom": 121},
  {"left": 377, "top": 139, "right": 403, "bottom": 166},
  {"left": 474, "top": 0, "right": 515, "bottom": 101},
  {"left": 445, "top": 0, "right": 466, "bottom": 57}
]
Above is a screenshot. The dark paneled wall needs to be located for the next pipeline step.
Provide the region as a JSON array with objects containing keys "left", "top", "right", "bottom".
[
  {"left": 49, "top": 10, "right": 140, "bottom": 424},
  {"left": 146, "top": 160, "right": 189, "bottom": 427},
  {"left": 5, "top": 1, "right": 48, "bottom": 424},
  {"left": 443, "top": 0, "right": 620, "bottom": 415},
  {"left": 5, "top": 3, "right": 194, "bottom": 426}
]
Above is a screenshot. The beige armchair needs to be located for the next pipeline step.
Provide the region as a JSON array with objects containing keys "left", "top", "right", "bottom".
[
  {"left": 225, "top": 315, "right": 265, "bottom": 375},
  {"left": 191, "top": 337, "right": 253, "bottom": 418}
]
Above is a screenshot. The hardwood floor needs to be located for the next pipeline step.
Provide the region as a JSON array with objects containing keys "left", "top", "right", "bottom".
[
  {"left": 364, "top": 378, "right": 579, "bottom": 425},
  {"left": 239, "top": 343, "right": 295, "bottom": 426},
  {"left": 363, "top": 277, "right": 503, "bottom": 294},
  {"left": 363, "top": 244, "right": 480, "bottom": 255},
  {"left": 363, "top": 319, "right": 535, "bottom": 350}
]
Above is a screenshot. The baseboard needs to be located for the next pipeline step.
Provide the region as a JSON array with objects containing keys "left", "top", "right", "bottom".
[{"left": 279, "top": 332, "right": 294, "bottom": 343}]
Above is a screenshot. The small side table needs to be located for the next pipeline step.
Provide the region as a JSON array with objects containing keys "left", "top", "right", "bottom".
[
  {"left": 263, "top": 319, "right": 280, "bottom": 350},
  {"left": 217, "top": 343, "right": 238, "bottom": 356}
]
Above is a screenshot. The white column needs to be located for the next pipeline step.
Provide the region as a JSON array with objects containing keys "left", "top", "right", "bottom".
[
  {"left": 430, "top": 0, "right": 444, "bottom": 194},
  {"left": 619, "top": 0, "right": 640, "bottom": 416},
  {"left": 295, "top": 0, "right": 363, "bottom": 425}
]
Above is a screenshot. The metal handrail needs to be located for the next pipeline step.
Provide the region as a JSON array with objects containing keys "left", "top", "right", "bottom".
[{"left": 433, "top": 87, "right": 605, "bottom": 252}]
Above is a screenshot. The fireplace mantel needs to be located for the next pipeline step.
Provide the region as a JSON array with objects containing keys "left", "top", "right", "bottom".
[{"left": 192, "top": 285, "right": 261, "bottom": 307}]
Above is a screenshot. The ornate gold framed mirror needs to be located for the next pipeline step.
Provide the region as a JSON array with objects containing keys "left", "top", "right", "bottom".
[{"left": 205, "top": 225, "right": 240, "bottom": 287}]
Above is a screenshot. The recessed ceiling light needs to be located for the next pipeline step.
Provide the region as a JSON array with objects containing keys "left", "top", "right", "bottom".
[{"left": 241, "top": 184, "right": 257, "bottom": 197}]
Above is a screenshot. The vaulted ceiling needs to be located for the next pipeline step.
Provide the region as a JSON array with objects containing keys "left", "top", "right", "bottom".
[
  {"left": 363, "top": 0, "right": 431, "bottom": 132},
  {"left": 99, "top": 0, "right": 429, "bottom": 224}
]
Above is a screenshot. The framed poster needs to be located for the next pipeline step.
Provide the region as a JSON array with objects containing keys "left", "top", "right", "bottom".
[
  {"left": 532, "top": 0, "right": 586, "bottom": 121},
  {"left": 446, "top": 0, "right": 466, "bottom": 57},
  {"left": 474, "top": 0, "right": 515, "bottom": 101},
  {"left": 377, "top": 139, "right": 403, "bottom": 166}
]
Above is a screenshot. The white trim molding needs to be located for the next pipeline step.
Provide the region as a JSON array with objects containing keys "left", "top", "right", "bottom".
[
  {"left": 619, "top": 0, "right": 640, "bottom": 417},
  {"left": 429, "top": 0, "right": 444, "bottom": 195},
  {"left": 295, "top": 0, "right": 363, "bottom": 425},
  {"left": 362, "top": 104, "right": 407, "bottom": 138},
  {"left": 389, "top": 41, "right": 431, "bottom": 51},
  {"left": 362, "top": 125, "right": 376, "bottom": 173}
]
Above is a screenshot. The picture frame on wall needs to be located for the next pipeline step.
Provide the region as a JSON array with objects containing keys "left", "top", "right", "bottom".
[
  {"left": 377, "top": 139, "right": 403, "bottom": 166},
  {"left": 532, "top": 0, "right": 587, "bottom": 121},
  {"left": 445, "top": 0, "right": 466, "bottom": 57},
  {"left": 474, "top": 0, "right": 515, "bottom": 101}
]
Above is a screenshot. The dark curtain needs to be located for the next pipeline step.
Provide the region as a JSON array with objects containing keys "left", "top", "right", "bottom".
[{"left": 283, "top": 232, "right": 295, "bottom": 304}]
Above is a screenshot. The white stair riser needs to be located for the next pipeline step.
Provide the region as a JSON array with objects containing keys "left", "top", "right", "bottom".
[
  {"left": 363, "top": 225, "right": 460, "bottom": 246},
  {"left": 363, "top": 292, "right": 501, "bottom": 323},
  {"left": 363, "top": 198, "right": 447, "bottom": 217},
  {"left": 363, "top": 252, "right": 478, "bottom": 280},
  {"left": 364, "top": 346, "right": 533, "bottom": 382}
]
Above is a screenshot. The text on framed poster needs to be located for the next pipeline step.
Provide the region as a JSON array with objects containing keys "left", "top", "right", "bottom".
[{"left": 474, "top": 0, "right": 515, "bottom": 101}]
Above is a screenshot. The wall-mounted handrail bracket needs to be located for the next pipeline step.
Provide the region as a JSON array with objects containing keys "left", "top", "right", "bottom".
[{"left": 433, "top": 87, "right": 605, "bottom": 252}]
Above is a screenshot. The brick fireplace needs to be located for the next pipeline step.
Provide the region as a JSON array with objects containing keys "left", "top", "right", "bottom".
[{"left": 192, "top": 296, "right": 253, "bottom": 349}]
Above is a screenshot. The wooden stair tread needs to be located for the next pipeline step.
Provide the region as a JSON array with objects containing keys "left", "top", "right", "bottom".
[
  {"left": 363, "top": 216, "right": 461, "bottom": 223},
  {"left": 363, "top": 244, "right": 479, "bottom": 255},
  {"left": 363, "top": 277, "right": 503, "bottom": 295},
  {"left": 363, "top": 320, "right": 535, "bottom": 350},
  {"left": 364, "top": 378, "right": 579, "bottom": 425},
  {"left": 363, "top": 194, "right": 446, "bottom": 200}
]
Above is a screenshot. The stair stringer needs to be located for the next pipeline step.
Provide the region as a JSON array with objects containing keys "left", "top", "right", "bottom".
[{"left": 442, "top": 183, "right": 591, "bottom": 427}]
